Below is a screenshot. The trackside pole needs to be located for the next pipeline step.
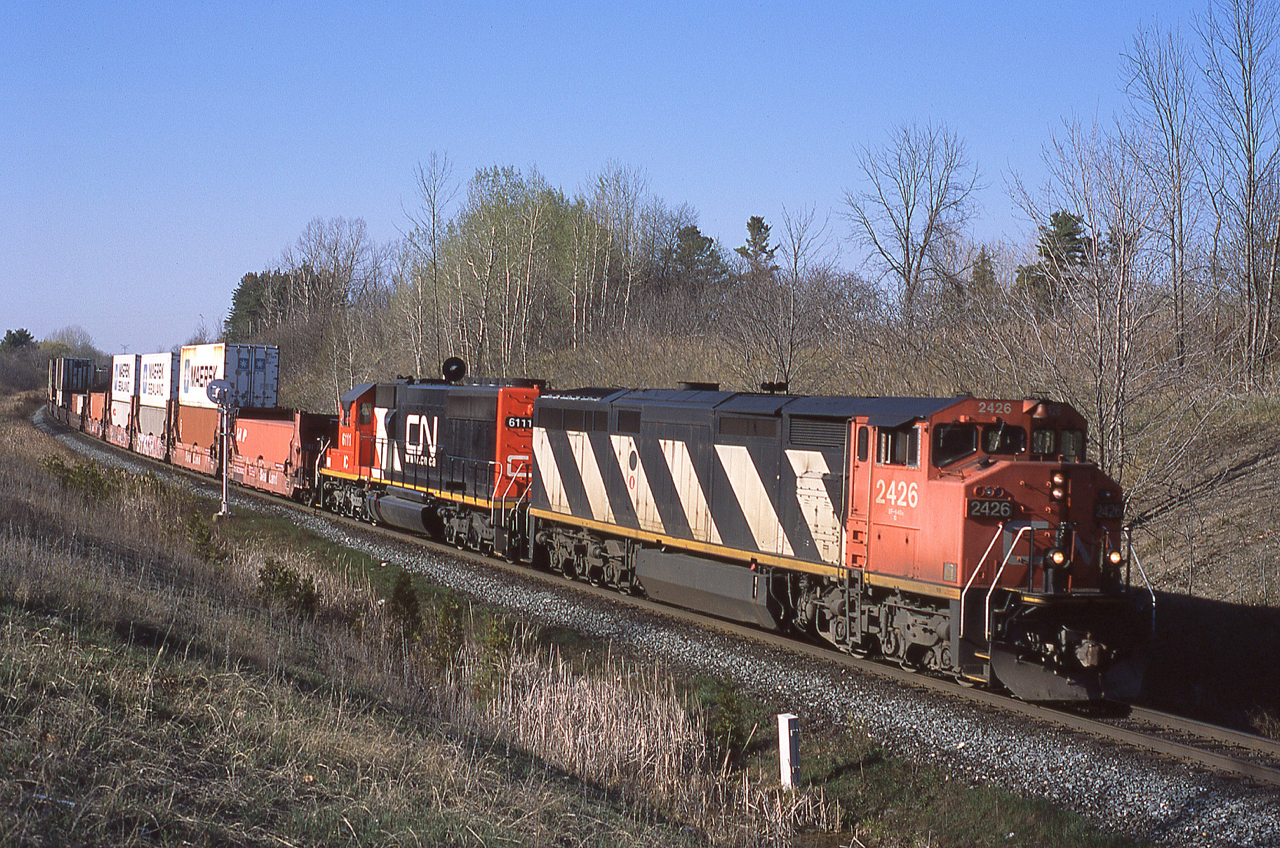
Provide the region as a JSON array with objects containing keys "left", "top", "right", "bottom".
[
  {"left": 778, "top": 713, "right": 799, "bottom": 789},
  {"left": 217, "top": 404, "right": 229, "bottom": 517},
  {"left": 206, "top": 379, "right": 232, "bottom": 519}
]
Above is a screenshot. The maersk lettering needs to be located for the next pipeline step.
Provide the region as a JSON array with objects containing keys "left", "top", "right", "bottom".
[{"left": 189, "top": 364, "right": 219, "bottom": 389}]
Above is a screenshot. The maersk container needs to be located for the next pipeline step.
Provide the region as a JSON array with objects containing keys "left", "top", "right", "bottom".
[
  {"left": 111, "top": 354, "right": 141, "bottom": 403},
  {"left": 138, "top": 352, "right": 179, "bottom": 409},
  {"left": 179, "top": 344, "right": 279, "bottom": 410}
]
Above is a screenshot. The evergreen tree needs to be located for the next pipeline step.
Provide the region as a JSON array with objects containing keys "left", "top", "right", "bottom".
[
  {"left": 1016, "top": 211, "right": 1092, "bottom": 314},
  {"left": 735, "top": 216, "right": 778, "bottom": 276},
  {"left": 1, "top": 328, "right": 35, "bottom": 351},
  {"left": 665, "top": 224, "right": 730, "bottom": 296},
  {"left": 970, "top": 245, "right": 999, "bottom": 302}
]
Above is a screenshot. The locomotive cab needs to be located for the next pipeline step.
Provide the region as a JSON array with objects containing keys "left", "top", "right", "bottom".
[{"left": 897, "top": 399, "right": 1148, "bottom": 700}]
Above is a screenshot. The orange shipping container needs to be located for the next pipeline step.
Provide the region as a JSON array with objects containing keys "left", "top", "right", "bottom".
[
  {"left": 172, "top": 405, "right": 221, "bottom": 475},
  {"left": 86, "top": 392, "right": 108, "bottom": 438}
]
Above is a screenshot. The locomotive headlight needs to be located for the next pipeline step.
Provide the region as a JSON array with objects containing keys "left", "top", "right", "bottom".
[
  {"left": 1046, "top": 548, "right": 1067, "bottom": 567},
  {"left": 1108, "top": 550, "right": 1124, "bottom": 566},
  {"left": 1051, "top": 486, "right": 1066, "bottom": 500},
  {"left": 1052, "top": 471, "right": 1066, "bottom": 486}
]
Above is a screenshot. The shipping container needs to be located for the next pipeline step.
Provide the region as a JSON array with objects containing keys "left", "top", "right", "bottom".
[
  {"left": 179, "top": 343, "right": 279, "bottom": 410},
  {"left": 107, "top": 398, "right": 134, "bottom": 448},
  {"left": 135, "top": 403, "right": 173, "bottom": 460},
  {"left": 230, "top": 409, "right": 333, "bottom": 499},
  {"left": 171, "top": 404, "right": 222, "bottom": 475},
  {"left": 62, "top": 358, "right": 94, "bottom": 393},
  {"left": 67, "top": 393, "right": 87, "bottom": 431},
  {"left": 85, "top": 392, "right": 108, "bottom": 438},
  {"left": 138, "top": 352, "right": 179, "bottom": 409},
  {"left": 111, "top": 354, "right": 141, "bottom": 403},
  {"left": 48, "top": 358, "right": 95, "bottom": 411}
]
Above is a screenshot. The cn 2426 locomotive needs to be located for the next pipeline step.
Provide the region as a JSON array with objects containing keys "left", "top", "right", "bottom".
[
  {"left": 48, "top": 353, "right": 1149, "bottom": 702},
  {"left": 313, "top": 369, "right": 1148, "bottom": 702}
]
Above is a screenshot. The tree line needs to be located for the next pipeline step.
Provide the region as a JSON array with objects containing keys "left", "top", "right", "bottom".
[
  {"left": 203, "top": 0, "right": 1280, "bottom": 597},
  {"left": 7, "top": 0, "right": 1279, "bottom": 601}
]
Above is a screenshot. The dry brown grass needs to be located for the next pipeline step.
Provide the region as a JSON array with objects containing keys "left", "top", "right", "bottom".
[{"left": 439, "top": 635, "right": 842, "bottom": 846}]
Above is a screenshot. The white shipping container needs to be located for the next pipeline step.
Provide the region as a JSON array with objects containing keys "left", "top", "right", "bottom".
[
  {"left": 111, "top": 354, "right": 140, "bottom": 403},
  {"left": 180, "top": 343, "right": 279, "bottom": 409},
  {"left": 138, "top": 352, "right": 179, "bottom": 409}
]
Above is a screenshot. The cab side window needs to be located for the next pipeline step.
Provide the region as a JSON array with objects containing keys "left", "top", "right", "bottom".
[
  {"left": 359, "top": 402, "right": 372, "bottom": 426},
  {"left": 1061, "top": 429, "right": 1085, "bottom": 462},
  {"left": 877, "top": 425, "right": 919, "bottom": 467}
]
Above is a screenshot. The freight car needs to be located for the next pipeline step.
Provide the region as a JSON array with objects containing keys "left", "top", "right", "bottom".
[{"left": 43, "top": 353, "right": 1148, "bottom": 702}]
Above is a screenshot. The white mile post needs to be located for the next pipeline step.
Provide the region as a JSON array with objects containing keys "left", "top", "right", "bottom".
[{"left": 777, "top": 713, "right": 798, "bottom": 790}]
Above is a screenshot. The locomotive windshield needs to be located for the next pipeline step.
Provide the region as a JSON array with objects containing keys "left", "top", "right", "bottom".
[
  {"left": 982, "top": 422, "right": 1025, "bottom": 454},
  {"left": 932, "top": 423, "right": 977, "bottom": 467},
  {"left": 1031, "top": 428, "right": 1056, "bottom": 454}
]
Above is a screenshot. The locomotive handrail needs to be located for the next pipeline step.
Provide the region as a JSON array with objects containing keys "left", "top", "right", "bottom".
[
  {"left": 1124, "top": 527, "right": 1157, "bottom": 634},
  {"left": 983, "top": 525, "right": 1033, "bottom": 640},
  {"left": 1069, "top": 532, "right": 1094, "bottom": 592},
  {"left": 491, "top": 460, "right": 530, "bottom": 534},
  {"left": 959, "top": 522, "right": 1006, "bottom": 639}
]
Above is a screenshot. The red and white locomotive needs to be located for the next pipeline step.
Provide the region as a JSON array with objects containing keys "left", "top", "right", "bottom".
[
  {"left": 526, "top": 387, "right": 1145, "bottom": 701},
  {"left": 47, "top": 353, "right": 1147, "bottom": 701}
]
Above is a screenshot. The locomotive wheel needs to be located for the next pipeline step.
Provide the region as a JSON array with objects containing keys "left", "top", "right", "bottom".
[
  {"left": 880, "top": 628, "right": 900, "bottom": 660},
  {"left": 898, "top": 645, "right": 925, "bottom": 673}
]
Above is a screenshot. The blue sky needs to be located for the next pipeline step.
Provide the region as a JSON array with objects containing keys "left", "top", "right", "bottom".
[{"left": 2, "top": 1, "right": 1199, "bottom": 354}]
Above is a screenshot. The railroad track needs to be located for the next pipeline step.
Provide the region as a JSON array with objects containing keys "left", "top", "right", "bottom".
[{"left": 41, "top": 408, "right": 1280, "bottom": 789}]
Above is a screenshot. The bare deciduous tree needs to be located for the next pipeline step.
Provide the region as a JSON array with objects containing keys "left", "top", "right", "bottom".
[
  {"left": 1198, "top": 0, "right": 1280, "bottom": 387},
  {"left": 403, "top": 151, "right": 459, "bottom": 375},
  {"left": 282, "top": 216, "right": 391, "bottom": 406},
  {"left": 1014, "top": 118, "right": 1222, "bottom": 514},
  {"left": 843, "top": 121, "right": 980, "bottom": 332},
  {"left": 1125, "top": 21, "right": 1201, "bottom": 374}
]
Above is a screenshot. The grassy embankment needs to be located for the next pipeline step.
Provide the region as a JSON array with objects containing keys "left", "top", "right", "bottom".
[{"left": 1, "top": 391, "right": 1144, "bottom": 847}]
